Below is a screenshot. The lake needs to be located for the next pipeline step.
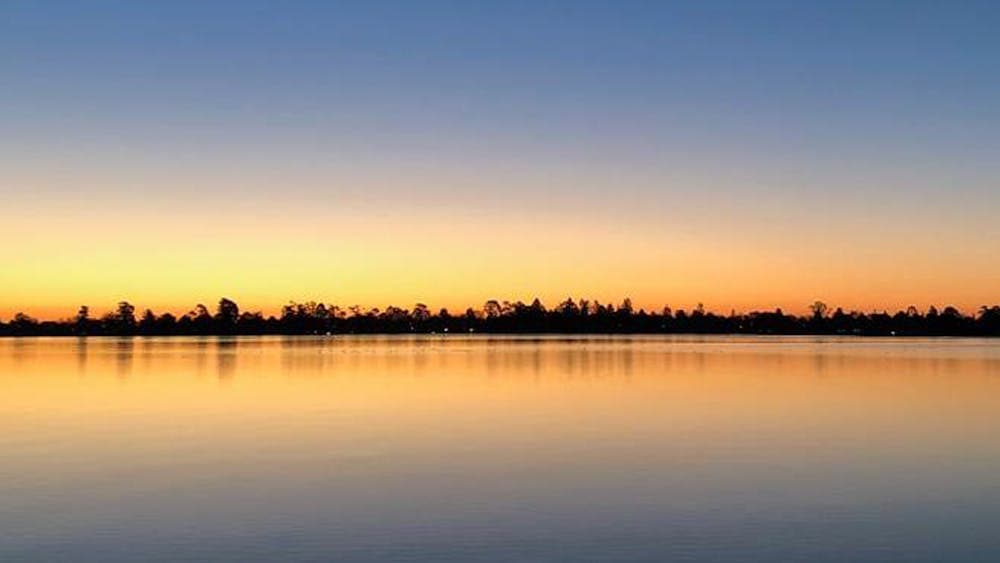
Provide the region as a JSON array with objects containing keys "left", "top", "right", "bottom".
[{"left": 2, "top": 335, "right": 999, "bottom": 561}]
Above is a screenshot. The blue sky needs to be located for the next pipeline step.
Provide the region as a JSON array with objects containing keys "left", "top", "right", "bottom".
[{"left": 2, "top": 1, "right": 998, "bottom": 315}]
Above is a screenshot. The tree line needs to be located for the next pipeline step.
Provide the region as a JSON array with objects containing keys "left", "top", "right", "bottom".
[{"left": 1, "top": 298, "right": 999, "bottom": 337}]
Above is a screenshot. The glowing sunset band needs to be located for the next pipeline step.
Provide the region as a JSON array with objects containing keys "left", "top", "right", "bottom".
[{"left": 3, "top": 199, "right": 998, "bottom": 321}]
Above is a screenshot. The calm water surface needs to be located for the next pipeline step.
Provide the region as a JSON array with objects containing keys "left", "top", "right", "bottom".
[{"left": 2, "top": 335, "right": 999, "bottom": 561}]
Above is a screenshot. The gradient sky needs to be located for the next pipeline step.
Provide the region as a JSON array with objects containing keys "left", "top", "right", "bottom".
[{"left": 2, "top": 0, "right": 998, "bottom": 319}]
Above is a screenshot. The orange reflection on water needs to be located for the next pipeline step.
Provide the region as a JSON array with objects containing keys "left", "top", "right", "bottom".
[{"left": 3, "top": 335, "right": 1000, "bottom": 561}]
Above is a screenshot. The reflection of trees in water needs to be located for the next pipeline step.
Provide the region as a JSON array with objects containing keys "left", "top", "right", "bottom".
[
  {"left": 279, "top": 336, "right": 328, "bottom": 374},
  {"left": 75, "top": 337, "right": 88, "bottom": 374},
  {"left": 114, "top": 337, "right": 134, "bottom": 378},
  {"left": 3, "top": 337, "right": 1000, "bottom": 389},
  {"left": 193, "top": 337, "right": 210, "bottom": 377},
  {"left": 357, "top": 338, "right": 645, "bottom": 381},
  {"left": 8, "top": 337, "right": 34, "bottom": 366},
  {"left": 253, "top": 337, "right": 1000, "bottom": 382},
  {"left": 216, "top": 337, "right": 238, "bottom": 380}
]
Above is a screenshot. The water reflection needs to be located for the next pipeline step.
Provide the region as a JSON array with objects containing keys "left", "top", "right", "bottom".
[
  {"left": 216, "top": 337, "right": 238, "bottom": 381},
  {"left": 75, "top": 336, "right": 88, "bottom": 374},
  {"left": 0, "top": 336, "right": 999, "bottom": 562},
  {"left": 114, "top": 338, "right": 134, "bottom": 378}
]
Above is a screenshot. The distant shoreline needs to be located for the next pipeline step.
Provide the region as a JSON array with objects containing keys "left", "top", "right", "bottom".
[{"left": 2, "top": 297, "right": 999, "bottom": 338}]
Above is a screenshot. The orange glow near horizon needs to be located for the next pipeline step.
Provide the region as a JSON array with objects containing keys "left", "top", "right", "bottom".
[{"left": 2, "top": 196, "right": 997, "bottom": 320}]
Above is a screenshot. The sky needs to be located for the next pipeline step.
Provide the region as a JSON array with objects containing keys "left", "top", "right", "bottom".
[{"left": 2, "top": 0, "right": 998, "bottom": 319}]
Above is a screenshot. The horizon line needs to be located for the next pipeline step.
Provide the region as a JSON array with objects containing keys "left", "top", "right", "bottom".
[{"left": 4, "top": 296, "right": 999, "bottom": 324}]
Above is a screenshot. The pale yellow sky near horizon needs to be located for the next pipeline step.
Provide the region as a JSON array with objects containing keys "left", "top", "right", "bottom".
[{"left": 3, "top": 194, "right": 997, "bottom": 320}]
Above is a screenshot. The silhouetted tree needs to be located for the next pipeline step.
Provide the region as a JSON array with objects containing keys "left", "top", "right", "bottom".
[
  {"left": 483, "top": 300, "right": 502, "bottom": 319},
  {"left": 413, "top": 303, "right": 430, "bottom": 323},
  {"left": 139, "top": 309, "right": 158, "bottom": 335},
  {"left": 12, "top": 312, "right": 39, "bottom": 332},
  {"left": 75, "top": 306, "right": 91, "bottom": 335},
  {"left": 810, "top": 301, "right": 829, "bottom": 319},
  {"left": 1, "top": 298, "right": 999, "bottom": 337},
  {"left": 102, "top": 302, "right": 136, "bottom": 335},
  {"left": 216, "top": 298, "right": 240, "bottom": 333}
]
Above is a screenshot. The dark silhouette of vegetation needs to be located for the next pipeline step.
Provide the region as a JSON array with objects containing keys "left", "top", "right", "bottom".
[{"left": 1, "top": 298, "right": 999, "bottom": 337}]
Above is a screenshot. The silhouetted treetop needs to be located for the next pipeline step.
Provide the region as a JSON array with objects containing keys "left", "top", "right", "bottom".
[{"left": 1, "top": 299, "right": 998, "bottom": 337}]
